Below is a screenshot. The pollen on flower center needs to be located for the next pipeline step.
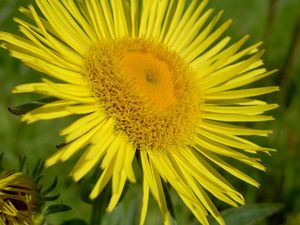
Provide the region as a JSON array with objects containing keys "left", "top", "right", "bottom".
[
  {"left": 85, "top": 38, "right": 202, "bottom": 151},
  {"left": 120, "top": 52, "right": 176, "bottom": 109}
]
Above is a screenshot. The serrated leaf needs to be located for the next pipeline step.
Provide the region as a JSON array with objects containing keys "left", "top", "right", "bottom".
[
  {"left": 45, "top": 204, "right": 72, "bottom": 215},
  {"left": 60, "top": 219, "right": 88, "bottom": 225},
  {"left": 208, "top": 203, "right": 283, "bottom": 225}
]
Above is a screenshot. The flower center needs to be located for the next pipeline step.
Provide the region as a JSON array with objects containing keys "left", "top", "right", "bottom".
[
  {"left": 85, "top": 38, "right": 202, "bottom": 151},
  {"left": 119, "top": 52, "right": 176, "bottom": 109}
]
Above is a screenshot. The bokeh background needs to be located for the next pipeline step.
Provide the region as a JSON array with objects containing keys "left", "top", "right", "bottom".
[{"left": 0, "top": 0, "right": 299, "bottom": 225}]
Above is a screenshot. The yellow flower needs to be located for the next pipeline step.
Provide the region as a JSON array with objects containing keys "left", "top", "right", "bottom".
[
  {"left": 0, "top": 156, "right": 71, "bottom": 225},
  {"left": 0, "top": 1, "right": 278, "bottom": 224},
  {"left": 0, "top": 171, "right": 40, "bottom": 225}
]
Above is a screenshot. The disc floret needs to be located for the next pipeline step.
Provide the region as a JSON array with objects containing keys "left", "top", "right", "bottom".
[{"left": 85, "top": 38, "right": 202, "bottom": 152}]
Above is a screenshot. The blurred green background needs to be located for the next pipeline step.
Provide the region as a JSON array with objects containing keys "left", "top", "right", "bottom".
[{"left": 0, "top": 0, "right": 299, "bottom": 225}]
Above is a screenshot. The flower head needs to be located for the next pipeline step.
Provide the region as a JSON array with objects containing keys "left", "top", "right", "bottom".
[
  {"left": 0, "top": 155, "right": 71, "bottom": 225},
  {"left": 0, "top": 171, "right": 40, "bottom": 225},
  {"left": 0, "top": 0, "right": 278, "bottom": 224}
]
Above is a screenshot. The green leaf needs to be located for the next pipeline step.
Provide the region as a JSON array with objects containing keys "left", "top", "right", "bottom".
[
  {"left": 43, "top": 176, "right": 58, "bottom": 195},
  {"left": 32, "top": 158, "right": 44, "bottom": 177},
  {"left": 45, "top": 204, "right": 72, "bottom": 215},
  {"left": 8, "top": 97, "right": 58, "bottom": 115},
  {"left": 0, "top": 153, "right": 4, "bottom": 172},
  {"left": 18, "top": 155, "right": 26, "bottom": 172},
  {"left": 44, "top": 194, "right": 60, "bottom": 201},
  {"left": 60, "top": 219, "right": 88, "bottom": 225},
  {"left": 35, "top": 175, "right": 44, "bottom": 187},
  {"left": 208, "top": 203, "right": 283, "bottom": 225}
]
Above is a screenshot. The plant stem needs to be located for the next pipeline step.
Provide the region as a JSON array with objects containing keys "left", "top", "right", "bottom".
[
  {"left": 90, "top": 196, "right": 105, "bottom": 225},
  {"left": 280, "top": 16, "right": 300, "bottom": 87},
  {"left": 264, "top": 0, "right": 279, "bottom": 45}
]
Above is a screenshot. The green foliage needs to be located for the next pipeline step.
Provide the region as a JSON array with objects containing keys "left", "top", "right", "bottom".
[
  {"left": 208, "top": 203, "right": 283, "bottom": 225},
  {"left": 44, "top": 204, "right": 72, "bottom": 216},
  {"left": 8, "top": 97, "right": 58, "bottom": 115},
  {"left": 0, "top": 153, "right": 4, "bottom": 172},
  {"left": 0, "top": 153, "right": 73, "bottom": 223},
  {"left": 61, "top": 219, "right": 88, "bottom": 225}
]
